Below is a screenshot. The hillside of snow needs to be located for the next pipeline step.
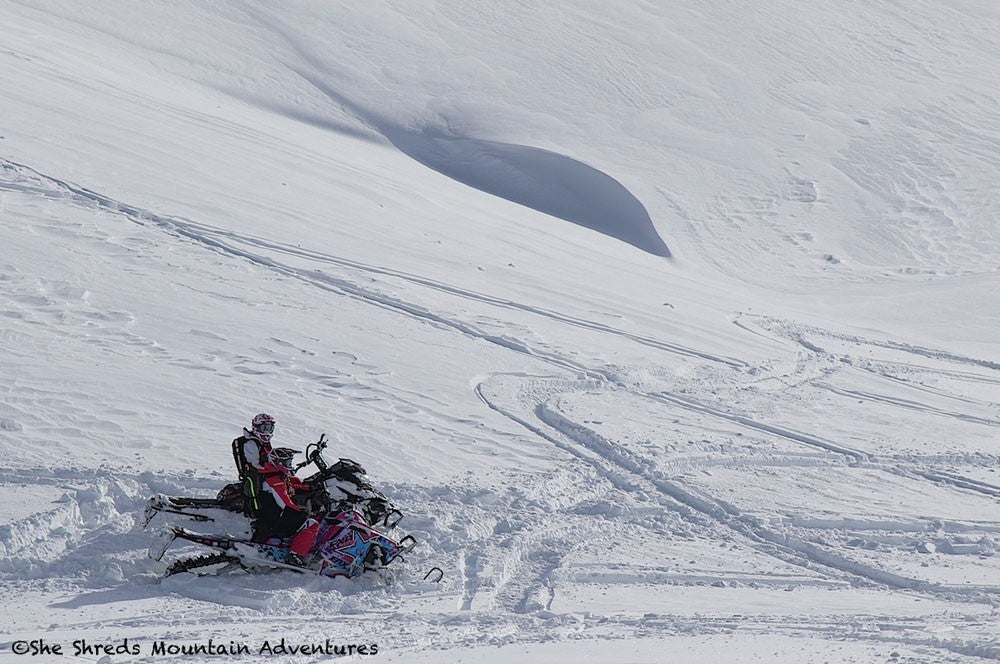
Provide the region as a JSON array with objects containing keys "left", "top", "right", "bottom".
[{"left": 2, "top": 0, "right": 999, "bottom": 662}]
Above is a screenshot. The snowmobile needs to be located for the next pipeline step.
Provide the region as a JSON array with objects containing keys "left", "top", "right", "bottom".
[
  {"left": 149, "top": 503, "right": 418, "bottom": 578},
  {"left": 143, "top": 434, "right": 403, "bottom": 529},
  {"left": 144, "top": 435, "right": 439, "bottom": 580}
]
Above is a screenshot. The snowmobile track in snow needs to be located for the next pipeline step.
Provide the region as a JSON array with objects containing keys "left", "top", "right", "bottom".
[
  {"left": 1, "top": 158, "right": 743, "bottom": 371},
  {"left": 477, "top": 369, "right": 1000, "bottom": 609}
]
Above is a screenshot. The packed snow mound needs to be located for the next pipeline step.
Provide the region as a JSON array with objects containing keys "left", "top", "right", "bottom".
[{"left": 388, "top": 131, "right": 670, "bottom": 257}]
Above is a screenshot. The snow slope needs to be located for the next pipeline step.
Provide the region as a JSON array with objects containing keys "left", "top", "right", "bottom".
[{"left": 1, "top": 0, "right": 998, "bottom": 661}]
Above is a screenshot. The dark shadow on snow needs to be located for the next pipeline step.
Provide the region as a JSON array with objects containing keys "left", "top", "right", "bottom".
[
  {"left": 288, "top": 66, "right": 670, "bottom": 257},
  {"left": 49, "top": 582, "right": 170, "bottom": 609},
  {"left": 386, "top": 131, "right": 671, "bottom": 258}
]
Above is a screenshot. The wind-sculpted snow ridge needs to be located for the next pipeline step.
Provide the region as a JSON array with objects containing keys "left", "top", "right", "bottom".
[
  {"left": 255, "top": 19, "right": 671, "bottom": 259},
  {"left": 386, "top": 131, "right": 671, "bottom": 258}
]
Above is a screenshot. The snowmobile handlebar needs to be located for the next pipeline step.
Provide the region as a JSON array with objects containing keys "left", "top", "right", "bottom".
[{"left": 296, "top": 433, "right": 329, "bottom": 472}]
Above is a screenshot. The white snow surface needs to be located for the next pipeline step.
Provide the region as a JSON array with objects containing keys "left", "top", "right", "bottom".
[{"left": 1, "top": 0, "right": 999, "bottom": 662}]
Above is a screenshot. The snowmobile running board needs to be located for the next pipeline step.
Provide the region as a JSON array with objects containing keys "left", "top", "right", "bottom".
[
  {"left": 142, "top": 494, "right": 229, "bottom": 527},
  {"left": 166, "top": 497, "right": 226, "bottom": 508},
  {"left": 142, "top": 503, "right": 214, "bottom": 527}
]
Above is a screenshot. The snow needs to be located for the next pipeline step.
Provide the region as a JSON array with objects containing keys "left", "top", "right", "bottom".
[{"left": 1, "top": 0, "right": 999, "bottom": 662}]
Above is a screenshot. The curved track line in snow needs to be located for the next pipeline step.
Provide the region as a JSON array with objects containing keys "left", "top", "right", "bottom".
[
  {"left": 473, "top": 380, "right": 646, "bottom": 497},
  {"left": 735, "top": 313, "right": 1000, "bottom": 374},
  {"left": 916, "top": 471, "right": 1000, "bottom": 499},
  {"left": 648, "top": 391, "right": 869, "bottom": 463},
  {"left": 534, "top": 395, "right": 1000, "bottom": 604},
  {"left": 817, "top": 382, "right": 1000, "bottom": 427},
  {"left": 475, "top": 374, "right": 1000, "bottom": 607},
  {"left": 731, "top": 313, "right": 1000, "bottom": 442},
  {"left": 221, "top": 233, "right": 729, "bottom": 365}
]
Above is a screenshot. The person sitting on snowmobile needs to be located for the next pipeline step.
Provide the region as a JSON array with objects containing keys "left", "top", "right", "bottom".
[
  {"left": 232, "top": 413, "right": 277, "bottom": 516},
  {"left": 253, "top": 447, "right": 319, "bottom": 567}
]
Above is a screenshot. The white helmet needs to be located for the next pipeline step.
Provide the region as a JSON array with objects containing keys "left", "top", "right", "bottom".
[
  {"left": 251, "top": 413, "right": 276, "bottom": 443},
  {"left": 269, "top": 447, "right": 299, "bottom": 470}
]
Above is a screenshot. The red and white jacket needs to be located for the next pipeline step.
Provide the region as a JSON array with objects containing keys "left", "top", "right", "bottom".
[{"left": 259, "top": 458, "right": 311, "bottom": 512}]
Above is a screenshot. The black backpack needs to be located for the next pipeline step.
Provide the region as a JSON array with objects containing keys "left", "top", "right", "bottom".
[{"left": 231, "top": 435, "right": 266, "bottom": 517}]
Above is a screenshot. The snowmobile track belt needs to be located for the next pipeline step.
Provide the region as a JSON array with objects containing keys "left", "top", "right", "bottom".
[{"left": 165, "top": 553, "right": 239, "bottom": 576}]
